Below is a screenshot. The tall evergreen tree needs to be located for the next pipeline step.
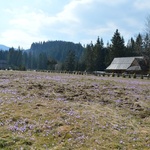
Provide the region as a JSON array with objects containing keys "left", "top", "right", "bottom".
[
  {"left": 16, "top": 49, "right": 23, "bottom": 67},
  {"left": 135, "top": 33, "right": 143, "bottom": 55},
  {"left": 110, "top": 29, "right": 125, "bottom": 60},
  {"left": 94, "top": 37, "right": 105, "bottom": 70},
  {"left": 85, "top": 43, "right": 94, "bottom": 72},
  {"left": 126, "top": 38, "right": 136, "bottom": 56},
  {"left": 22, "top": 52, "right": 28, "bottom": 68},
  {"left": 8, "top": 47, "right": 16, "bottom": 67},
  {"left": 104, "top": 42, "right": 112, "bottom": 67},
  {"left": 27, "top": 51, "right": 32, "bottom": 69},
  {"left": 64, "top": 50, "right": 76, "bottom": 71},
  {"left": 38, "top": 52, "right": 47, "bottom": 70}
]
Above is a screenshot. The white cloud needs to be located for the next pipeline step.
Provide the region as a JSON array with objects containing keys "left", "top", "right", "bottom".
[
  {"left": 1, "top": 29, "right": 47, "bottom": 49},
  {"left": 7, "top": 0, "right": 86, "bottom": 37},
  {"left": 85, "top": 21, "right": 135, "bottom": 45},
  {"left": 1, "top": 7, "right": 59, "bottom": 47},
  {"left": 0, "top": 0, "right": 147, "bottom": 48},
  {"left": 53, "top": 0, "right": 126, "bottom": 39},
  {"left": 97, "top": 0, "right": 126, "bottom": 6},
  {"left": 88, "top": 22, "right": 118, "bottom": 36},
  {"left": 85, "top": 22, "right": 118, "bottom": 44},
  {"left": 9, "top": 10, "right": 49, "bottom": 34},
  {"left": 134, "top": 0, "right": 150, "bottom": 10},
  {"left": 123, "top": 18, "right": 140, "bottom": 27},
  {"left": 56, "top": 0, "right": 94, "bottom": 24}
]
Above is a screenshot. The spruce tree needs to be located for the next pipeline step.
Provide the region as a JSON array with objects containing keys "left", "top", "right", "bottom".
[
  {"left": 38, "top": 53, "right": 47, "bottom": 70},
  {"left": 126, "top": 38, "right": 136, "bottom": 56},
  {"left": 85, "top": 43, "right": 94, "bottom": 72},
  {"left": 94, "top": 37, "right": 105, "bottom": 70},
  {"left": 64, "top": 50, "right": 75, "bottom": 71},
  {"left": 110, "top": 29, "right": 125, "bottom": 60},
  {"left": 135, "top": 33, "right": 143, "bottom": 55}
]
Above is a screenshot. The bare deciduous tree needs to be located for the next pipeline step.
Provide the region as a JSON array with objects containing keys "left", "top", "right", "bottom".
[{"left": 145, "top": 15, "right": 150, "bottom": 35}]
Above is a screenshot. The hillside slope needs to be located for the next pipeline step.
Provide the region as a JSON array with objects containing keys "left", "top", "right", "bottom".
[
  {"left": 30, "top": 41, "right": 84, "bottom": 61},
  {"left": 0, "top": 44, "right": 9, "bottom": 51}
]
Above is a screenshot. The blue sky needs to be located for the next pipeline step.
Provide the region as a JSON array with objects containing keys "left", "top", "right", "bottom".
[{"left": 0, "top": 0, "right": 150, "bottom": 49}]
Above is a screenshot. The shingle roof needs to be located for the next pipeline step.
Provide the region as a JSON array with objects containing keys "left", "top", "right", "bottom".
[{"left": 106, "top": 57, "right": 143, "bottom": 70}]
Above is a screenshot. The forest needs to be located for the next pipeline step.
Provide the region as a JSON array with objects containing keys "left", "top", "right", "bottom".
[{"left": 0, "top": 29, "right": 150, "bottom": 72}]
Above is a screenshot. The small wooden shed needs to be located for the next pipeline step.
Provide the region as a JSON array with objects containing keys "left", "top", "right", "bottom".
[{"left": 106, "top": 57, "right": 147, "bottom": 73}]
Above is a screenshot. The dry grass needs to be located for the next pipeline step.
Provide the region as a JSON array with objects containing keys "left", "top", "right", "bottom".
[{"left": 0, "top": 70, "right": 150, "bottom": 150}]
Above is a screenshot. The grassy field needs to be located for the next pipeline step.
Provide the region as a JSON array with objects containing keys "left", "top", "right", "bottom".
[{"left": 0, "top": 70, "right": 150, "bottom": 150}]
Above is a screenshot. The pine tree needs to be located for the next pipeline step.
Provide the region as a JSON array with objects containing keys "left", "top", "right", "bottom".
[
  {"left": 64, "top": 50, "right": 76, "bottom": 71},
  {"left": 85, "top": 43, "right": 94, "bottom": 72},
  {"left": 126, "top": 38, "right": 136, "bottom": 56},
  {"left": 110, "top": 29, "right": 125, "bottom": 60},
  {"left": 16, "top": 49, "right": 23, "bottom": 68},
  {"left": 135, "top": 33, "right": 143, "bottom": 55},
  {"left": 8, "top": 47, "right": 16, "bottom": 68},
  {"left": 38, "top": 53, "right": 47, "bottom": 70},
  {"left": 22, "top": 52, "right": 28, "bottom": 68},
  {"left": 93, "top": 37, "right": 105, "bottom": 70}
]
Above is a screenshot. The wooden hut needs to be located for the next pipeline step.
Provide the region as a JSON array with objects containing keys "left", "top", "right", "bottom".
[{"left": 106, "top": 57, "right": 148, "bottom": 73}]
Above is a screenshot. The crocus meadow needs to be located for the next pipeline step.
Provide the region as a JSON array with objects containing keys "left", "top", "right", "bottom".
[{"left": 0, "top": 70, "right": 149, "bottom": 149}]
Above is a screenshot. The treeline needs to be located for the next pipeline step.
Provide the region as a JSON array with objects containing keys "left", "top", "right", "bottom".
[
  {"left": 0, "top": 29, "right": 150, "bottom": 71},
  {"left": 79, "top": 29, "right": 150, "bottom": 72},
  {"left": 30, "top": 40, "right": 83, "bottom": 62},
  {"left": 0, "top": 41, "right": 84, "bottom": 70}
]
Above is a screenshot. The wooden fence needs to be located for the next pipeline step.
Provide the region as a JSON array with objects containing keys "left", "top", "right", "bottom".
[{"left": 35, "top": 70, "right": 150, "bottom": 80}]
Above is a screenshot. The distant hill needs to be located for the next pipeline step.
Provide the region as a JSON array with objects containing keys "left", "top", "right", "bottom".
[
  {"left": 0, "top": 44, "right": 9, "bottom": 51},
  {"left": 30, "top": 41, "right": 84, "bottom": 62}
]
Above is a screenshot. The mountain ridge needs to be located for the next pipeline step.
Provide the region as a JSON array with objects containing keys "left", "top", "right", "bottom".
[
  {"left": 0, "top": 44, "right": 10, "bottom": 51},
  {"left": 30, "top": 40, "right": 84, "bottom": 62}
]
